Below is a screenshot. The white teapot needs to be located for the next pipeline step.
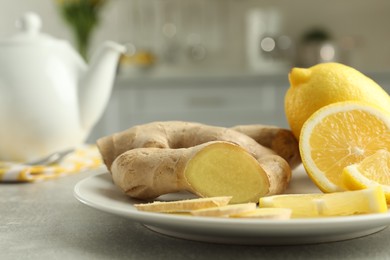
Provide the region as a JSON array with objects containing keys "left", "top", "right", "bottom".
[{"left": 0, "top": 12, "right": 126, "bottom": 161}]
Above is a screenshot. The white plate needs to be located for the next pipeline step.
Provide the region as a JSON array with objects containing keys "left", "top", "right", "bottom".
[{"left": 74, "top": 166, "right": 390, "bottom": 245}]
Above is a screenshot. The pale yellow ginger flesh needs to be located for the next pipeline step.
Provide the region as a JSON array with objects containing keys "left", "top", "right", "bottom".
[
  {"left": 134, "top": 196, "right": 232, "bottom": 213},
  {"left": 134, "top": 196, "right": 293, "bottom": 219},
  {"left": 231, "top": 208, "right": 292, "bottom": 219},
  {"left": 184, "top": 142, "right": 270, "bottom": 203},
  {"left": 190, "top": 203, "right": 257, "bottom": 217}
]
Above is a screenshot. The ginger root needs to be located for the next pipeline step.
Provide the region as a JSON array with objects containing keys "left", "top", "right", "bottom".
[
  {"left": 112, "top": 141, "right": 284, "bottom": 203},
  {"left": 97, "top": 121, "right": 293, "bottom": 203}
]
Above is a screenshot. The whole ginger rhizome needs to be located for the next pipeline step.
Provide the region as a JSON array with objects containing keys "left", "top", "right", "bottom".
[{"left": 97, "top": 121, "right": 299, "bottom": 204}]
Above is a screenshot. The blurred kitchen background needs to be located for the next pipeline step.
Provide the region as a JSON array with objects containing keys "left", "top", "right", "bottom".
[{"left": 2, "top": 0, "right": 390, "bottom": 142}]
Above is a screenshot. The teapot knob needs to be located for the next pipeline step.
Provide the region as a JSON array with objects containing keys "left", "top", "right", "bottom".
[{"left": 15, "top": 12, "right": 42, "bottom": 34}]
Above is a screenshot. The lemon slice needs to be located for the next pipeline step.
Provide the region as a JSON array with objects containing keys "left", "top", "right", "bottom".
[
  {"left": 343, "top": 149, "right": 390, "bottom": 202},
  {"left": 259, "top": 187, "right": 388, "bottom": 218},
  {"left": 299, "top": 101, "right": 390, "bottom": 192}
]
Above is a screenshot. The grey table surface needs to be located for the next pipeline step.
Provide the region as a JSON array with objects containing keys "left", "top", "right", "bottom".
[{"left": 2, "top": 168, "right": 390, "bottom": 260}]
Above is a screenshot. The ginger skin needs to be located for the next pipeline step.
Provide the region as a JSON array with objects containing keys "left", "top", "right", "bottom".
[
  {"left": 231, "top": 124, "right": 301, "bottom": 169},
  {"left": 98, "top": 121, "right": 299, "bottom": 169}
]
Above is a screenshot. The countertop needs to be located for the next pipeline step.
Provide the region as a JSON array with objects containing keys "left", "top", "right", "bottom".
[
  {"left": 2, "top": 168, "right": 390, "bottom": 260},
  {"left": 114, "top": 70, "right": 390, "bottom": 90}
]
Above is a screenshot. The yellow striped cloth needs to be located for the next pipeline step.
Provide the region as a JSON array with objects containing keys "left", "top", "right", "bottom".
[{"left": 0, "top": 145, "right": 103, "bottom": 182}]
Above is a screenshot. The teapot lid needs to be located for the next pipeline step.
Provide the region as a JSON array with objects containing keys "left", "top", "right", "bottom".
[{"left": 1, "top": 12, "right": 64, "bottom": 45}]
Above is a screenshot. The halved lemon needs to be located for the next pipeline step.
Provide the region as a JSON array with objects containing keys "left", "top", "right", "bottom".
[
  {"left": 299, "top": 101, "right": 390, "bottom": 192},
  {"left": 343, "top": 149, "right": 390, "bottom": 202},
  {"left": 259, "top": 187, "right": 388, "bottom": 218}
]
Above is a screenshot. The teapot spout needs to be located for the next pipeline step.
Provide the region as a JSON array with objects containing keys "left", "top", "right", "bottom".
[{"left": 79, "top": 41, "right": 125, "bottom": 131}]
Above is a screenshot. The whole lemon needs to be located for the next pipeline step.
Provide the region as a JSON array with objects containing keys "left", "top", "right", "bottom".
[{"left": 285, "top": 62, "right": 390, "bottom": 139}]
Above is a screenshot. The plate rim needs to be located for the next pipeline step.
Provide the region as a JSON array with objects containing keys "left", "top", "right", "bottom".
[{"left": 73, "top": 171, "right": 390, "bottom": 230}]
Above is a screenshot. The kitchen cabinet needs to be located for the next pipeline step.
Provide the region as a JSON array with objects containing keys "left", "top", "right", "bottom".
[{"left": 88, "top": 72, "right": 290, "bottom": 142}]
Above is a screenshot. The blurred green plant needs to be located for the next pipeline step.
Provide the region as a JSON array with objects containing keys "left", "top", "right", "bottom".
[{"left": 56, "top": 0, "right": 107, "bottom": 60}]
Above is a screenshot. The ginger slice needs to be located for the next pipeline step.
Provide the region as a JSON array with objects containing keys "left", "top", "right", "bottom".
[
  {"left": 231, "top": 208, "right": 292, "bottom": 219},
  {"left": 191, "top": 203, "right": 257, "bottom": 217},
  {"left": 183, "top": 142, "right": 270, "bottom": 204},
  {"left": 134, "top": 196, "right": 232, "bottom": 213}
]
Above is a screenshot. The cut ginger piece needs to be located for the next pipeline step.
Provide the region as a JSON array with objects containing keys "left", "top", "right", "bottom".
[
  {"left": 134, "top": 196, "right": 232, "bottom": 213},
  {"left": 183, "top": 142, "right": 270, "bottom": 204},
  {"left": 191, "top": 203, "right": 256, "bottom": 217},
  {"left": 231, "top": 208, "right": 292, "bottom": 219}
]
